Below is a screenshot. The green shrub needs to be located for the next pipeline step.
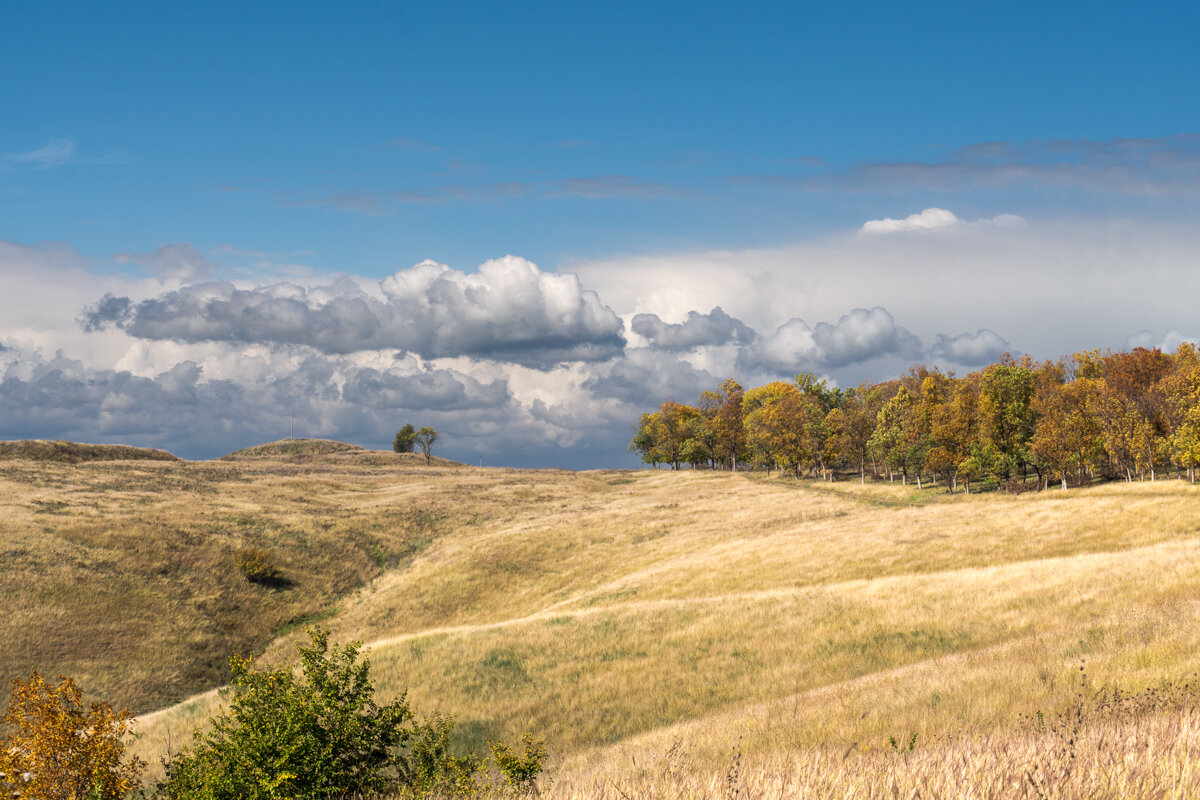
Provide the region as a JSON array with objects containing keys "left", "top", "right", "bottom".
[
  {"left": 157, "top": 629, "right": 413, "bottom": 799},
  {"left": 155, "top": 628, "right": 546, "bottom": 799},
  {"left": 489, "top": 734, "right": 546, "bottom": 795}
]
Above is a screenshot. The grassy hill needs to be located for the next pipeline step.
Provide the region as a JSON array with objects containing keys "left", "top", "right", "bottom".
[
  {"left": 222, "top": 437, "right": 367, "bottom": 458},
  {"left": 4, "top": 454, "right": 1200, "bottom": 796},
  {"left": 0, "top": 439, "right": 181, "bottom": 463},
  {"left": 0, "top": 441, "right": 468, "bottom": 713},
  {"left": 222, "top": 437, "right": 465, "bottom": 467}
]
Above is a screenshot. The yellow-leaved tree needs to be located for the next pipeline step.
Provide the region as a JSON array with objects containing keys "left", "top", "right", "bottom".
[{"left": 0, "top": 672, "right": 144, "bottom": 800}]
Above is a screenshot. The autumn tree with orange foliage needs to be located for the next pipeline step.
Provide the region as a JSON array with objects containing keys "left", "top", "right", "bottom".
[
  {"left": 632, "top": 342, "right": 1200, "bottom": 492},
  {"left": 0, "top": 672, "right": 144, "bottom": 800}
]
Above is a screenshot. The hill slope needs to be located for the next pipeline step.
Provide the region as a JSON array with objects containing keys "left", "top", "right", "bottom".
[
  {"left": 5, "top": 458, "right": 1199, "bottom": 794},
  {"left": 125, "top": 471, "right": 1200, "bottom": 791},
  {"left": 0, "top": 439, "right": 180, "bottom": 462}
]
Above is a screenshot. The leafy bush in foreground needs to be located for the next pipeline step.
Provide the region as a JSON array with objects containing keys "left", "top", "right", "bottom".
[{"left": 157, "top": 628, "right": 544, "bottom": 799}]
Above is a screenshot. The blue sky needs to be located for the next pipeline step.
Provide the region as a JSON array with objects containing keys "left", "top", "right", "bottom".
[{"left": 3, "top": 1, "right": 1200, "bottom": 465}]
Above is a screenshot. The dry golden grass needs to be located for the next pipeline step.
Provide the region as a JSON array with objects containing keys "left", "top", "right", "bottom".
[
  {"left": 4, "top": 447, "right": 1199, "bottom": 794},
  {"left": 0, "top": 449, "right": 482, "bottom": 713},
  {"left": 0, "top": 439, "right": 180, "bottom": 463}
]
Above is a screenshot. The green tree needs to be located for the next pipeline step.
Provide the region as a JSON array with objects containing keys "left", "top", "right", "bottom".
[
  {"left": 415, "top": 426, "right": 439, "bottom": 464},
  {"left": 743, "top": 382, "right": 819, "bottom": 476},
  {"left": 1165, "top": 343, "right": 1200, "bottom": 482},
  {"left": 629, "top": 400, "right": 699, "bottom": 470},
  {"left": 927, "top": 379, "right": 978, "bottom": 492},
  {"left": 979, "top": 359, "right": 1038, "bottom": 485},
  {"left": 158, "top": 629, "right": 414, "bottom": 799},
  {"left": 712, "top": 379, "right": 748, "bottom": 471},
  {"left": 158, "top": 629, "right": 542, "bottom": 799},
  {"left": 629, "top": 412, "right": 664, "bottom": 467},
  {"left": 393, "top": 423, "right": 416, "bottom": 453},
  {"left": 870, "top": 387, "right": 917, "bottom": 484}
]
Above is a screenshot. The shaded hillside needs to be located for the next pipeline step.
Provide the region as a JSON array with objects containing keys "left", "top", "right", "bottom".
[{"left": 0, "top": 457, "right": 487, "bottom": 714}]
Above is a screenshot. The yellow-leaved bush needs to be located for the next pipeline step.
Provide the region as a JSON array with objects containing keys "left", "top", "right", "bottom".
[{"left": 0, "top": 672, "right": 144, "bottom": 800}]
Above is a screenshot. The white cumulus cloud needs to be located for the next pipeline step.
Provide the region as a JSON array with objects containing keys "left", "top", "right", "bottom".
[
  {"left": 860, "top": 208, "right": 1027, "bottom": 234},
  {"left": 81, "top": 255, "right": 626, "bottom": 367}
]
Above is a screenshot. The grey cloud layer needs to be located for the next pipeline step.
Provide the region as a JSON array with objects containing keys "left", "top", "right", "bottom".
[
  {"left": 631, "top": 307, "right": 756, "bottom": 349},
  {"left": 82, "top": 256, "right": 625, "bottom": 367},
  {"left": 739, "top": 307, "right": 922, "bottom": 373},
  {"left": 582, "top": 348, "right": 720, "bottom": 406},
  {"left": 0, "top": 349, "right": 512, "bottom": 458},
  {"left": 928, "top": 330, "right": 1012, "bottom": 366},
  {"left": 1, "top": 234, "right": 1055, "bottom": 464}
]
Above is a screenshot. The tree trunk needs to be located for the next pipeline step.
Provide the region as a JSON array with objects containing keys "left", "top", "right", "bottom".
[
  {"left": 860, "top": 462, "right": 865, "bottom": 484},
  {"left": 916, "top": 473, "right": 922, "bottom": 490},
  {"left": 732, "top": 455, "right": 737, "bottom": 473},
  {"left": 1062, "top": 476, "right": 1068, "bottom": 490}
]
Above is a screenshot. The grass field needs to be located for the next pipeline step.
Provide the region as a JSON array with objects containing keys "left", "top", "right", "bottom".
[{"left": 3, "top": 443, "right": 1200, "bottom": 797}]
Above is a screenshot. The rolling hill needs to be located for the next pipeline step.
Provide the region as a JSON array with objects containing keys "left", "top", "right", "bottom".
[{"left": 2, "top": 443, "right": 1199, "bottom": 796}]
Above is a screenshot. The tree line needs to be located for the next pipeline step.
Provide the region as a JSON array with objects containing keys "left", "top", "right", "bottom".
[{"left": 630, "top": 345, "right": 1200, "bottom": 491}]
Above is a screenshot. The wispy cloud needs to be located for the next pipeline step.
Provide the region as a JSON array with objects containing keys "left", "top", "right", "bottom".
[
  {"left": 3, "top": 138, "right": 129, "bottom": 169},
  {"left": 730, "top": 134, "right": 1200, "bottom": 195},
  {"left": 284, "top": 175, "right": 679, "bottom": 216},
  {"left": 113, "top": 243, "right": 215, "bottom": 283},
  {"left": 546, "top": 175, "right": 675, "bottom": 199},
  {"left": 5, "top": 138, "right": 77, "bottom": 168},
  {"left": 211, "top": 244, "right": 316, "bottom": 259},
  {"left": 380, "top": 137, "right": 439, "bottom": 152}
]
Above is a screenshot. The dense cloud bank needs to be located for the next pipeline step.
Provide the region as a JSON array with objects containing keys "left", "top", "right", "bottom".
[
  {"left": 0, "top": 348, "right": 519, "bottom": 459},
  {"left": 739, "top": 307, "right": 922, "bottom": 373},
  {"left": 928, "top": 330, "right": 1012, "bottom": 366},
  {"left": 83, "top": 256, "right": 626, "bottom": 367},
  {"left": 631, "top": 307, "right": 755, "bottom": 349},
  {"left": 7, "top": 211, "right": 1198, "bottom": 464}
]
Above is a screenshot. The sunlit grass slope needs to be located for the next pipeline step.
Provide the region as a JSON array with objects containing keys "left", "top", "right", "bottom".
[
  {"left": 0, "top": 446, "right": 475, "bottom": 713},
  {"left": 120, "top": 466, "right": 1200, "bottom": 794}
]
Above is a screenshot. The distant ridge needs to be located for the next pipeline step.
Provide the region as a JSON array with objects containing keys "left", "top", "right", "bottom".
[
  {"left": 0, "top": 439, "right": 181, "bottom": 463},
  {"left": 222, "top": 438, "right": 366, "bottom": 458},
  {"left": 221, "top": 438, "right": 465, "bottom": 467}
]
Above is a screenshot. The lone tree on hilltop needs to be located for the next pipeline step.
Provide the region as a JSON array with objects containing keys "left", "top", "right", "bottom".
[
  {"left": 393, "top": 423, "right": 416, "bottom": 453},
  {"left": 415, "top": 426, "right": 439, "bottom": 464}
]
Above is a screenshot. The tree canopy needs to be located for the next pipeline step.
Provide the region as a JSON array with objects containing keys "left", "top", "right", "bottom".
[{"left": 630, "top": 345, "right": 1200, "bottom": 490}]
